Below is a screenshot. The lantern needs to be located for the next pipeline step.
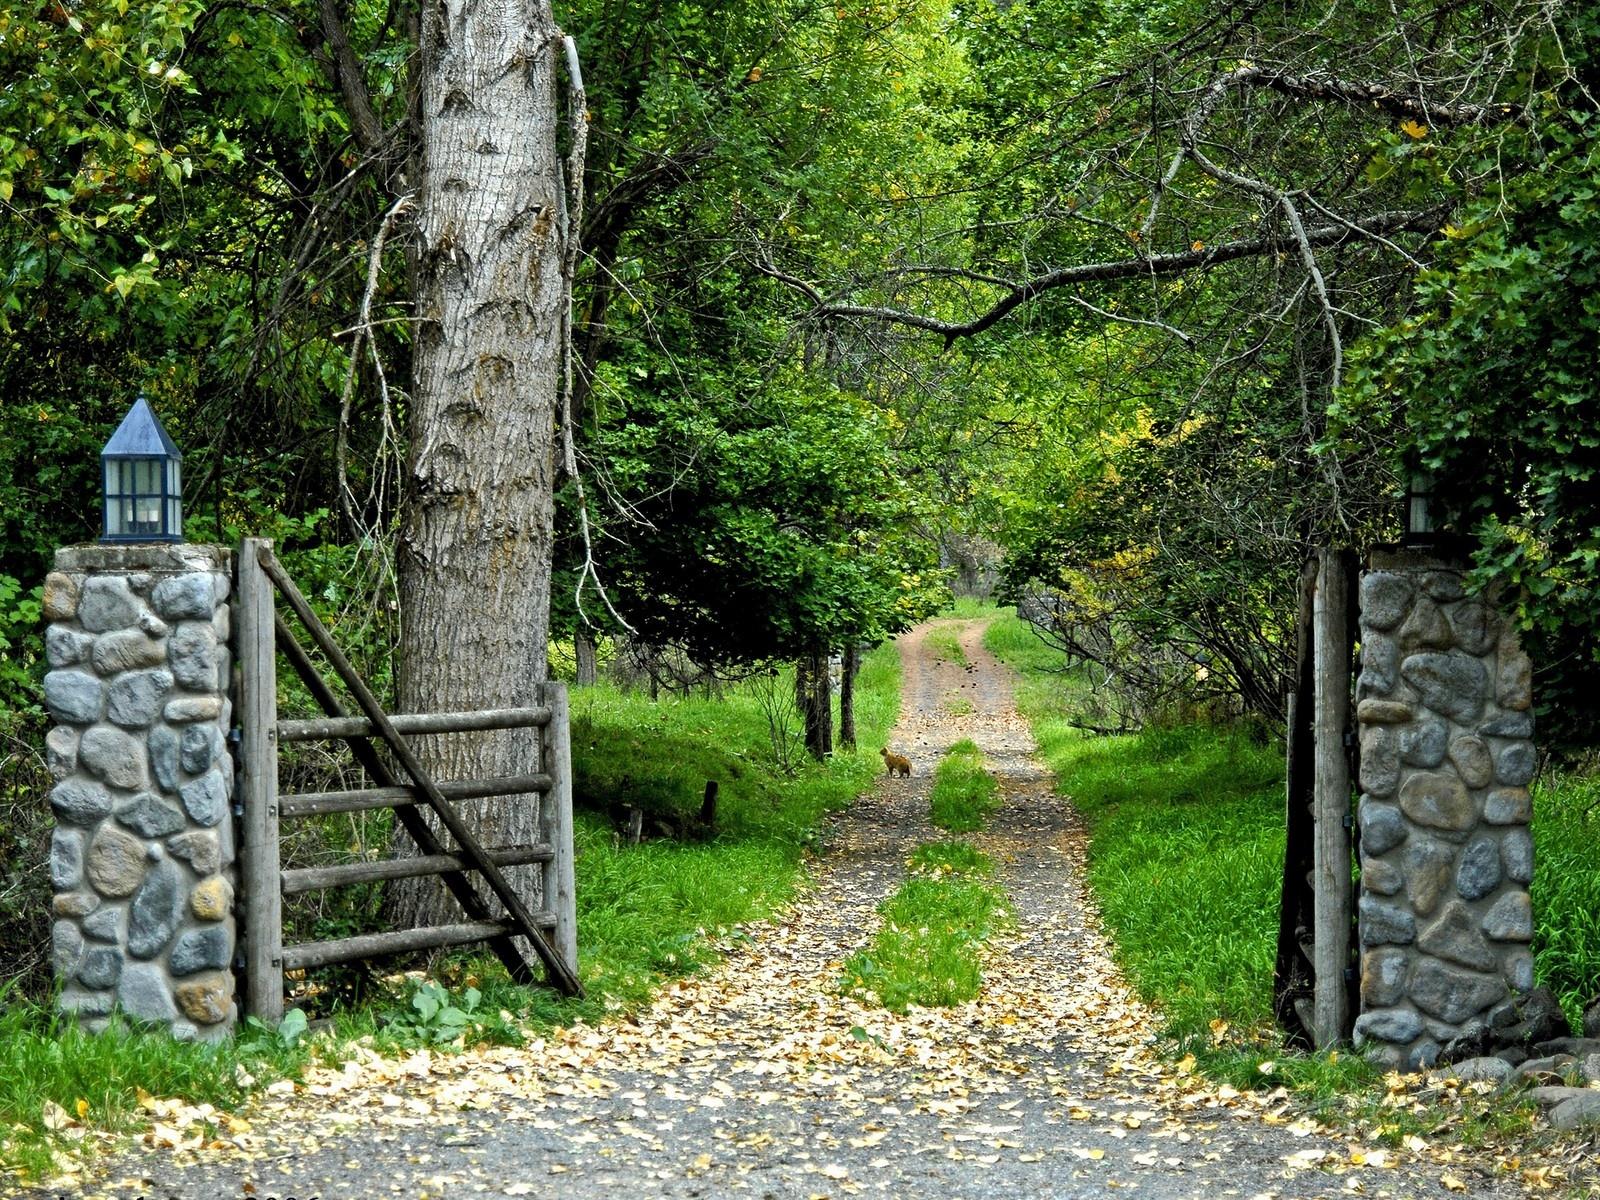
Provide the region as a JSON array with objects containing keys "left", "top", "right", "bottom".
[
  {"left": 100, "top": 397, "right": 183, "bottom": 543},
  {"left": 1402, "top": 470, "right": 1434, "bottom": 546}
]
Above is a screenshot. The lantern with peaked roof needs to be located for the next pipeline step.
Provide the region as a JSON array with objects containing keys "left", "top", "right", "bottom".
[{"left": 100, "top": 397, "right": 183, "bottom": 543}]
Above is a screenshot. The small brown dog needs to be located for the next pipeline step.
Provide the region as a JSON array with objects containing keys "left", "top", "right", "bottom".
[{"left": 880, "top": 747, "right": 913, "bottom": 778}]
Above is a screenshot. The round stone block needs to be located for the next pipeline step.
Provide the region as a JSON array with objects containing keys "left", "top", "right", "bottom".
[
  {"left": 92, "top": 630, "right": 167, "bottom": 675},
  {"left": 1360, "top": 573, "right": 1412, "bottom": 631},
  {"left": 50, "top": 778, "right": 113, "bottom": 826},
  {"left": 128, "top": 860, "right": 183, "bottom": 959},
  {"left": 1455, "top": 834, "right": 1502, "bottom": 902},
  {"left": 1493, "top": 741, "right": 1536, "bottom": 787},
  {"left": 45, "top": 725, "right": 79, "bottom": 780},
  {"left": 1448, "top": 736, "right": 1493, "bottom": 789},
  {"left": 1357, "top": 699, "right": 1413, "bottom": 725},
  {"left": 1360, "top": 896, "right": 1417, "bottom": 946},
  {"left": 43, "top": 572, "right": 80, "bottom": 621},
  {"left": 1410, "top": 959, "right": 1507, "bottom": 1025},
  {"left": 86, "top": 827, "right": 147, "bottom": 897},
  {"left": 168, "top": 622, "right": 218, "bottom": 691},
  {"left": 1354, "top": 1007, "right": 1424, "bottom": 1045},
  {"left": 76, "top": 948, "right": 123, "bottom": 990},
  {"left": 167, "top": 830, "right": 221, "bottom": 875},
  {"left": 1447, "top": 601, "right": 1498, "bottom": 655},
  {"left": 191, "top": 876, "right": 233, "bottom": 921},
  {"left": 1418, "top": 900, "right": 1498, "bottom": 970},
  {"left": 1359, "top": 631, "right": 1399, "bottom": 696},
  {"left": 53, "top": 919, "right": 84, "bottom": 975},
  {"left": 1502, "top": 828, "right": 1534, "bottom": 884},
  {"left": 1401, "top": 652, "right": 1488, "bottom": 723},
  {"left": 117, "top": 961, "right": 177, "bottom": 1024},
  {"left": 170, "top": 927, "right": 231, "bottom": 976},
  {"left": 1506, "top": 950, "right": 1536, "bottom": 994},
  {"left": 44, "top": 670, "right": 104, "bottom": 725},
  {"left": 1483, "top": 892, "right": 1533, "bottom": 942},
  {"left": 115, "top": 792, "right": 188, "bottom": 839},
  {"left": 174, "top": 973, "right": 232, "bottom": 1025},
  {"left": 149, "top": 726, "right": 180, "bottom": 792},
  {"left": 1360, "top": 800, "right": 1409, "bottom": 855},
  {"left": 79, "top": 723, "right": 148, "bottom": 790},
  {"left": 1398, "top": 597, "right": 1453, "bottom": 651},
  {"left": 1361, "top": 855, "right": 1403, "bottom": 896},
  {"left": 165, "top": 696, "right": 223, "bottom": 723},
  {"left": 151, "top": 574, "right": 216, "bottom": 620},
  {"left": 50, "top": 827, "right": 84, "bottom": 890},
  {"left": 53, "top": 891, "right": 98, "bottom": 918},
  {"left": 1422, "top": 572, "right": 1466, "bottom": 602},
  {"left": 1360, "top": 725, "right": 1400, "bottom": 797},
  {"left": 1403, "top": 837, "right": 1457, "bottom": 916},
  {"left": 106, "top": 669, "right": 174, "bottom": 728},
  {"left": 179, "top": 724, "right": 223, "bottom": 775},
  {"left": 1484, "top": 787, "right": 1531, "bottom": 825},
  {"left": 45, "top": 625, "right": 93, "bottom": 668},
  {"left": 179, "top": 768, "right": 229, "bottom": 827},
  {"left": 1497, "top": 634, "right": 1532, "bottom": 711},
  {"left": 1399, "top": 717, "right": 1448, "bottom": 768},
  {"left": 82, "top": 905, "right": 122, "bottom": 942},
  {"left": 1362, "top": 948, "right": 1409, "bottom": 1007},
  {"left": 1399, "top": 772, "right": 1477, "bottom": 833},
  {"left": 1481, "top": 711, "right": 1534, "bottom": 739},
  {"left": 79, "top": 576, "right": 144, "bottom": 632}
]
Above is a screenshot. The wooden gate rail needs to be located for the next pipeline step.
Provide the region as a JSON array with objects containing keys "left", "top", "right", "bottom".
[{"left": 237, "top": 537, "right": 582, "bottom": 1023}]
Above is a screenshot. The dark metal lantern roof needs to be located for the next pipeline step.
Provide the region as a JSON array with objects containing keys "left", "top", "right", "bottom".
[{"left": 101, "top": 397, "right": 182, "bottom": 460}]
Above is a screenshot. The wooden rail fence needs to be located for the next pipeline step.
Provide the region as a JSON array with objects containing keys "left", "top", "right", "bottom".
[{"left": 236, "top": 538, "right": 582, "bottom": 1023}]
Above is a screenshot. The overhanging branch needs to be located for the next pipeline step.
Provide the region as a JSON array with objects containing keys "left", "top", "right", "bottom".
[{"left": 806, "top": 209, "right": 1434, "bottom": 344}]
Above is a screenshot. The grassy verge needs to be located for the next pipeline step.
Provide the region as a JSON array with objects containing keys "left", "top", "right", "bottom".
[
  {"left": 984, "top": 608, "right": 1600, "bottom": 1107},
  {"left": 0, "top": 644, "right": 901, "bottom": 1179},
  {"left": 842, "top": 838, "right": 1007, "bottom": 1011},
  {"left": 929, "top": 739, "right": 999, "bottom": 833}
]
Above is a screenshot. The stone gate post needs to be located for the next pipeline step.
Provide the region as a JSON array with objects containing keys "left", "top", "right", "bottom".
[
  {"left": 44, "top": 544, "right": 237, "bottom": 1040},
  {"left": 1353, "top": 548, "right": 1535, "bottom": 1069}
]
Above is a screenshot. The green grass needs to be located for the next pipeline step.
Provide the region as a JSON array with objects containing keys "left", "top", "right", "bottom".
[
  {"left": 941, "top": 597, "right": 1002, "bottom": 619},
  {"left": 929, "top": 738, "right": 999, "bottom": 833},
  {"left": 0, "top": 644, "right": 903, "bottom": 1180},
  {"left": 841, "top": 868, "right": 1009, "bottom": 1012},
  {"left": 907, "top": 839, "right": 992, "bottom": 878},
  {"left": 925, "top": 625, "right": 969, "bottom": 667},
  {"left": 1531, "top": 767, "right": 1600, "bottom": 1027}
]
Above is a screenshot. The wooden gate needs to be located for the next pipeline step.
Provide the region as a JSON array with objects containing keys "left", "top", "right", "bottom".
[
  {"left": 235, "top": 538, "right": 582, "bottom": 1022},
  {"left": 1273, "top": 548, "right": 1358, "bottom": 1048}
]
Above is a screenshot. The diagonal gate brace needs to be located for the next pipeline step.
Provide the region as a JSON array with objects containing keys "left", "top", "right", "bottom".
[{"left": 260, "top": 547, "right": 584, "bottom": 997}]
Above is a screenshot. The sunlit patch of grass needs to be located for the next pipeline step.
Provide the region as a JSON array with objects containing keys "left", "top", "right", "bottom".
[
  {"left": 929, "top": 739, "right": 999, "bottom": 833},
  {"left": 1530, "top": 767, "right": 1600, "bottom": 1027},
  {"left": 907, "top": 839, "right": 992, "bottom": 878},
  {"left": 925, "top": 626, "right": 969, "bottom": 667},
  {"left": 841, "top": 870, "right": 1009, "bottom": 1012},
  {"left": 942, "top": 597, "right": 1002, "bottom": 619}
]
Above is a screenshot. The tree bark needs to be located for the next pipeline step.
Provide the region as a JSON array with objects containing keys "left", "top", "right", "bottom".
[
  {"left": 799, "top": 647, "right": 832, "bottom": 760},
  {"left": 838, "top": 643, "right": 858, "bottom": 751},
  {"left": 388, "top": 0, "right": 569, "bottom": 929},
  {"left": 574, "top": 630, "right": 598, "bottom": 686}
]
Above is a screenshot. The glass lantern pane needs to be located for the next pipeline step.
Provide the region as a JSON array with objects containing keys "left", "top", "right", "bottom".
[
  {"left": 167, "top": 493, "right": 182, "bottom": 537},
  {"left": 105, "top": 458, "right": 125, "bottom": 496},
  {"left": 138, "top": 459, "right": 159, "bottom": 494},
  {"left": 135, "top": 495, "right": 161, "bottom": 534}
]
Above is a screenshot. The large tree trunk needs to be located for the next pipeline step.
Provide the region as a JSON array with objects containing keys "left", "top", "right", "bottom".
[
  {"left": 388, "top": 0, "right": 569, "bottom": 929},
  {"left": 838, "top": 642, "right": 858, "bottom": 751},
  {"left": 798, "top": 647, "right": 832, "bottom": 760},
  {"left": 574, "top": 631, "right": 598, "bottom": 686}
]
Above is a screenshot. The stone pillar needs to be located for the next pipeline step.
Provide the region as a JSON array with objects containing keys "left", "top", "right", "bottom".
[
  {"left": 1353, "top": 549, "right": 1535, "bottom": 1070},
  {"left": 44, "top": 544, "right": 237, "bottom": 1041}
]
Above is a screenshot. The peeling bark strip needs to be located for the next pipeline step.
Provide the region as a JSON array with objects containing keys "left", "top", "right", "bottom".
[{"left": 393, "top": 0, "right": 571, "bottom": 928}]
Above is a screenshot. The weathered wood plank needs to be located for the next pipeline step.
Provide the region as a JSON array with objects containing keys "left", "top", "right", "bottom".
[
  {"left": 272, "top": 614, "right": 539, "bottom": 988},
  {"left": 277, "top": 707, "right": 552, "bottom": 743},
  {"left": 540, "top": 681, "right": 579, "bottom": 972},
  {"left": 281, "top": 914, "right": 557, "bottom": 972},
  {"left": 279, "top": 773, "right": 552, "bottom": 818},
  {"left": 281, "top": 844, "right": 555, "bottom": 895},
  {"left": 1312, "top": 548, "right": 1355, "bottom": 1049},
  {"left": 237, "top": 537, "right": 284, "bottom": 1023},
  {"left": 261, "top": 548, "right": 585, "bottom": 997}
]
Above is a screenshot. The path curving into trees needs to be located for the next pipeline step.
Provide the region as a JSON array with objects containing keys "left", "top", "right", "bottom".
[{"left": 37, "top": 620, "right": 1522, "bottom": 1199}]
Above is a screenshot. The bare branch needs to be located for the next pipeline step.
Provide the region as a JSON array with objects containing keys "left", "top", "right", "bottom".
[
  {"left": 809, "top": 209, "right": 1433, "bottom": 344},
  {"left": 1067, "top": 295, "right": 1195, "bottom": 347}
]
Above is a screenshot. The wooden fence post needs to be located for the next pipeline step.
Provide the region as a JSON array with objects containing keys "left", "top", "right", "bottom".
[
  {"left": 540, "top": 681, "right": 579, "bottom": 973},
  {"left": 1311, "top": 548, "right": 1354, "bottom": 1048},
  {"left": 236, "top": 537, "right": 283, "bottom": 1023}
]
